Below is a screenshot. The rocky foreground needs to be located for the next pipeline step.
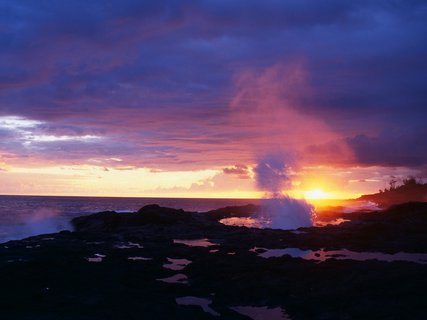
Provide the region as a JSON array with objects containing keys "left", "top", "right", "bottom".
[{"left": 1, "top": 202, "right": 427, "bottom": 319}]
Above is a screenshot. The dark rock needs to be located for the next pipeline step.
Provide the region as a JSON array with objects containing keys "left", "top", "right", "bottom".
[
  {"left": 72, "top": 211, "right": 123, "bottom": 232},
  {"left": 72, "top": 205, "right": 197, "bottom": 232},
  {"left": 136, "top": 204, "right": 193, "bottom": 225},
  {"left": 207, "top": 204, "right": 260, "bottom": 220},
  {"left": 358, "top": 182, "right": 427, "bottom": 208},
  {"left": 2, "top": 202, "right": 427, "bottom": 319}
]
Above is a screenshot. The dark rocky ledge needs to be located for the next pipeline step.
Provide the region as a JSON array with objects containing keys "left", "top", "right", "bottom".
[
  {"left": 72, "top": 204, "right": 202, "bottom": 232},
  {"left": 0, "top": 202, "right": 426, "bottom": 319}
]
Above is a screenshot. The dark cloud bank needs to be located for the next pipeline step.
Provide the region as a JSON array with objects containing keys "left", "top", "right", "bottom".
[{"left": 0, "top": 0, "right": 426, "bottom": 171}]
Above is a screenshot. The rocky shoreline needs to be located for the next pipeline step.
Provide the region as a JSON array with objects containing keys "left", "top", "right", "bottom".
[{"left": 1, "top": 202, "right": 427, "bottom": 319}]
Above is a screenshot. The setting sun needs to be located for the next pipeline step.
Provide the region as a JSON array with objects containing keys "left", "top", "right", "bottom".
[{"left": 304, "top": 189, "right": 329, "bottom": 200}]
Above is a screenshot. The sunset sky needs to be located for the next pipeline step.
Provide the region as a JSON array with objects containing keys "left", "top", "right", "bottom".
[{"left": 0, "top": 1, "right": 426, "bottom": 199}]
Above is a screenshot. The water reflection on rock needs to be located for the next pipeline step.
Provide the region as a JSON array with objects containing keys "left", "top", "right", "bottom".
[
  {"left": 114, "top": 241, "right": 143, "bottom": 249},
  {"left": 157, "top": 273, "right": 188, "bottom": 284},
  {"left": 173, "top": 238, "right": 217, "bottom": 247},
  {"left": 219, "top": 217, "right": 268, "bottom": 228},
  {"left": 176, "top": 296, "right": 220, "bottom": 316},
  {"left": 256, "top": 247, "right": 427, "bottom": 264},
  {"left": 163, "top": 258, "right": 192, "bottom": 270},
  {"left": 128, "top": 256, "right": 151, "bottom": 261},
  {"left": 86, "top": 253, "right": 106, "bottom": 263},
  {"left": 231, "top": 306, "right": 291, "bottom": 320}
]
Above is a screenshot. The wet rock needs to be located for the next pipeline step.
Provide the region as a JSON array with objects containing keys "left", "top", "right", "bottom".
[
  {"left": 72, "top": 205, "right": 201, "bottom": 232},
  {"left": 207, "top": 204, "right": 261, "bottom": 220},
  {"left": 1, "top": 202, "right": 427, "bottom": 319}
]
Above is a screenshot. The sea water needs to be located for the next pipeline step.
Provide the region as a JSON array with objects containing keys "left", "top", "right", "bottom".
[
  {"left": 0, "top": 195, "right": 381, "bottom": 243},
  {"left": 0, "top": 195, "right": 257, "bottom": 243}
]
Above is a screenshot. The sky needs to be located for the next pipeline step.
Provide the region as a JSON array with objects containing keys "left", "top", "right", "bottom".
[{"left": 0, "top": 0, "right": 426, "bottom": 199}]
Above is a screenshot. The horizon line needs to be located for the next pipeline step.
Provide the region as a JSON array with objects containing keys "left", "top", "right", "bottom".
[{"left": 0, "top": 193, "right": 358, "bottom": 201}]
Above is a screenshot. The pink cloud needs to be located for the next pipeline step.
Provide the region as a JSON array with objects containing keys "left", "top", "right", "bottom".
[
  {"left": 229, "top": 62, "right": 354, "bottom": 167},
  {"left": 223, "top": 164, "right": 251, "bottom": 179}
]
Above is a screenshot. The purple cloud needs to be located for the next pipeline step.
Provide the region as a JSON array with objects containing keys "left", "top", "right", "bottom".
[{"left": 0, "top": 0, "right": 425, "bottom": 171}]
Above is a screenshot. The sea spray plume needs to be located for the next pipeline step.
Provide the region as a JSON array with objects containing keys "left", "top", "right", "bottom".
[
  {"left": 254, "top": 155, "right": 291, "bottom": 196},
  {"left": 261, "top": 196, "right": 314, "bottom": 230},
  {"left": 1, "top": 207, "right": 72, "bottom": 242},
  {"left": 254, "top": 154, "right": 315, "bottom": 229},
  {"left": 24, "top": 208, "right": 71, "bottom": 238}
]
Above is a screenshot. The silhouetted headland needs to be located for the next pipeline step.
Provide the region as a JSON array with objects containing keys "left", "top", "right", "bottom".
[{"left": 358, "top": 177, "right": 427, "bottom": 208}]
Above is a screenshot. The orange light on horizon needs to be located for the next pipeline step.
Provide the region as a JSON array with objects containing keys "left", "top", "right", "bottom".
[
  {"left": 297, "top": 186, "right": 364, "bottom": 209},
  {"left": 304, "top": 189, "right": 329, "bottom": 200},
  {"left": 300, "top": 187, "right": 357, "bottom": 207}
]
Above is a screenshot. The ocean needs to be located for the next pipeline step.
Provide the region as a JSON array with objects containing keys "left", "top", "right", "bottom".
[{"left": 0, "top": 195, "right": 258, "bottom": 243}]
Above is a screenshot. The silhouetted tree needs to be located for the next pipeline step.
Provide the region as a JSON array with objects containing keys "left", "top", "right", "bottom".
[
  {"left": 389, "top": 176, "right": 397, "bottom": 190},
  {"left": 402, "top": 176, "right": 417, "bottom": 186}
]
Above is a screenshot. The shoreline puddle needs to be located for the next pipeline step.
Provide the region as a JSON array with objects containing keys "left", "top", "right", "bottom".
[
  {"left": 315, "top": 218, "right": 350, "bottom": 227},
  {"left": 114, "top": 241, "right": 143, "bottom": 249},
  {"left": 254, "top": 247, "right": 427, "bottom": 264},
  {"left": 231, "top": 306, "right": 290, "bottom": 320},
  {"left": 219, "top": 217, "right": 268, "bottom": 228},
  {"left": 128, "top": 256, "right": 151, "bottom": 261},
  {"left": 173, "top": 238, "right": 217, "bottom": 247},
  {"left": 176, "top": 296, "right": 219, "bottom": 316},
  {"left": 157, "top": 273, "right": 188, "bottom": 284},
  {"left": 163, "top": 258, "right": 192, "bottom": 270},
  {"left": 86, "top": 253, "right": 106, "bottom": 263}
]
